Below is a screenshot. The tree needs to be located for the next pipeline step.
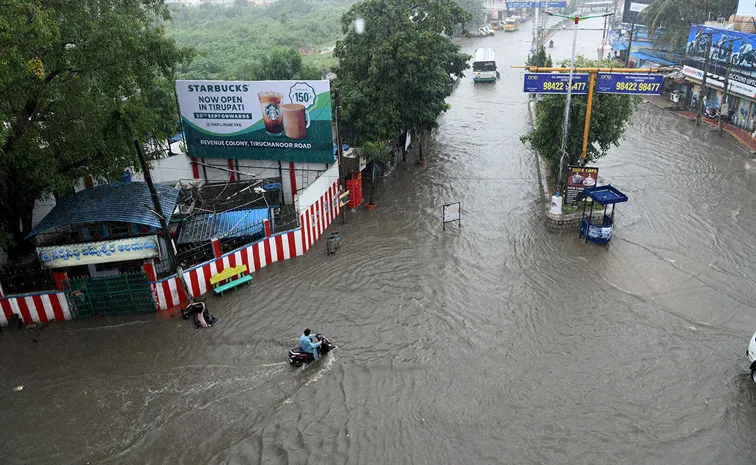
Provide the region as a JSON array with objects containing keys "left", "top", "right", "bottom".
[
  {"left": 250, "top": 47, "right": 322, "bottom": 81},
  {"left": 456, "top": 0, "right": 485, "bottom": 32},
  {"left": 0, "top": 0, "right": 188, "bottom": 255},
  {"left": 333, "top": 0, "right": 471, "bottom": 149},
  {"left": 527, "top": 45, "right": 553, "bottom": 68},
  {"left": 642, "top": 0, "right": 737, "bottom": 50},
  {"left": 520, "top": 56, "right": 639, "bottom": 185}
]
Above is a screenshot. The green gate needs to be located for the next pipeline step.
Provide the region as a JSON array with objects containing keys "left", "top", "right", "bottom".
[{"left": 62, "top": 272, "right": 156, "bottom": 320}]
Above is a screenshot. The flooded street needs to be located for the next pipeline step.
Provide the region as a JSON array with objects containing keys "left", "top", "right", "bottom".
[{"left": 4, "top": 18, "right": 756, "bottom": 465}]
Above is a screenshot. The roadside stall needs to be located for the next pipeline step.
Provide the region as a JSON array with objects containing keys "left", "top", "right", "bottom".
[{"left": 579, "top": 185, "right": 628, "bottom": 245}]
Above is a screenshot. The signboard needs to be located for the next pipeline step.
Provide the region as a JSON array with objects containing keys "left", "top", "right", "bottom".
[
  {"left": 682, "top": 65, "right": 756, "bottom": 99},
  {"left": 506, "top": 1, "right": 568, "bottom": 7},
  {"left": 596, "top": 73, "right": 663, "bottom": 95},
  {"left": 38, "top": 236, "right": 160, "bottom": 269},
  {"left": 566, "top": 166, "right": 599, "bottom": 204},
  {"left": 523, "top": 73, "right": 590, "bottom": 94},
  {"left": 629, "top": 2, "right": 648, "bottom": 12},
  {"left": 737, "top": 0, "right": 756, "bottom": 17},
  {"left": 443, "top": 202, "right": 461, "bottom": 230},
  {"left": 339, "top": 191, "right": 350, "bottom": 208},
  {"left": 176, "top": 80, "right": 334, "bottom": 164}
]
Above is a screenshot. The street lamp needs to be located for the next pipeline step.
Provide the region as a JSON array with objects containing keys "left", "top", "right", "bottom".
[{"left": 544, "top": 11, "right": 614, "bottom": 189}]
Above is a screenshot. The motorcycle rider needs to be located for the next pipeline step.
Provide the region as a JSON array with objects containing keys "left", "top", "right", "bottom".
[
  {"left": 549, "top": 39, "right": 554, "bottom": 48},
  {"left": 299, "top": 328, "right": 322, "bottom": 360}
]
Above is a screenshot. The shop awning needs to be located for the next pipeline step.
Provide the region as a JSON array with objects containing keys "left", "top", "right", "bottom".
[
  {"left": 177, "top": 208, "right": 270, "bottom": 244},
  {"left": 612, "top": 42, "right": 628, "bottom": 51},
  {"left": 28, "top": 182, "right": 180, "bottom": 238},
  {"left": 630, "top": 51, "right": 676, "bottom": 66}
]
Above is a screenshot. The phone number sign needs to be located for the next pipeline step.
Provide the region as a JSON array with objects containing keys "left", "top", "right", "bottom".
[
  {"left": 596, "top": 73, "right": 663, "bottom": 95},
  {"left": 523, "top": 73, "right": 590, "bottom": 94}
]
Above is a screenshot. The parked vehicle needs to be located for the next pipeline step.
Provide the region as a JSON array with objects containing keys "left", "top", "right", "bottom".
[
  {"left": 473, "top": 48, "right": 498, "bottom": 83},
  {"left": 503, "top": 16, "right": 518, "bottom": 32},
  {"left": 476, "top": 25, "right": 495, "bottom": 37},
  {"left": 747, "top": 330, "right": 756, "bottom": 383}
]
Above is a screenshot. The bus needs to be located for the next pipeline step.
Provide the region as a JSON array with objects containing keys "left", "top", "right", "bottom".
[
  {"left": 503, "top": 16, "right": 518, "bottom": 32},
  {"left": 473, "top": 48, "right": 498, "bottom": 83}
]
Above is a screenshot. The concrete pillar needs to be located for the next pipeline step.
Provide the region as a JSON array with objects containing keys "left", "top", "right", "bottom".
[
  {"left": 211, "top": 238, "right": 222, "bottom": 258},
  {"left": 53, "top": 271, "right": 68, "bottom": 291},
  {"left": 263, "top": 219, "right": 272, "bottom": 237}
]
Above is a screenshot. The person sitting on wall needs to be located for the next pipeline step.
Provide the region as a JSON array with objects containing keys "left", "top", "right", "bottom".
[{"left": 299, "top": 328, "right": 322, "bottom": 360}]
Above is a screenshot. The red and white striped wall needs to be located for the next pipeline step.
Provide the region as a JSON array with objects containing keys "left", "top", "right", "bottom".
[
  {"left": 0, "top": 292, "right": 71, "bottom": 325},
  {"left": 172, "top": 178, "right": 340, "bottom": 300},
  {"left": 0, "top": 176, "right": 342, "bottom": 321}
]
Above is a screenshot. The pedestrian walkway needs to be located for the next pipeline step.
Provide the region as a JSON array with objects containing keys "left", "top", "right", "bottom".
[{"left": 675, "top": 110, "right": 756, "bottom": 154}]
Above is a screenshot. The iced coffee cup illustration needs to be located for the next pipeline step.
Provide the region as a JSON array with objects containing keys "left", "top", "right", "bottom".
[
  {"left": 282, "top": 103, "right": 311, "bottom": 140},
  {"left": 258, "top": 91, "right": 283, "bottom": 136}
]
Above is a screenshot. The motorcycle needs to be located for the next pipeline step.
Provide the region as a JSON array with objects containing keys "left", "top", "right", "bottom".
[
  {"left": 549, "top": 40, "right": 554, "bottom": 48},
  {"left": 288, "top": 334, "right": 335, "bottom": 366},
  {"left": 704, "top": 106, "right": 721, "bottom": 120}
]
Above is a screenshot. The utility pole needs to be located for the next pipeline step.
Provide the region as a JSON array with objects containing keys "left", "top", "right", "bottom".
[
  {"left": 625, "top": 19, "right": 636, "bottom": 67},
  {"left": 333, "top": 88, "right": 346, "bottom": 224},
  {"left": 134, "top": 140, "right": 192, "bottom": 303},
  {"left": 719, "top": 42, "right": 734, "bottom": 136},
  {"left": 696, "top": 30, "right": 713, "bottom": 127}
]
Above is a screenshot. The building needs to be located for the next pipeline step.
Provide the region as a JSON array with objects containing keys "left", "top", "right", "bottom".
[{"left": 681, "top": 23, "right": 756, "bottom": 132}]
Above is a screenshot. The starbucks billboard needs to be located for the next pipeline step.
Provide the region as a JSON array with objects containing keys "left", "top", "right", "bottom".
[{"left": 176, "top": 80, "right": 334, "bottom": 163}]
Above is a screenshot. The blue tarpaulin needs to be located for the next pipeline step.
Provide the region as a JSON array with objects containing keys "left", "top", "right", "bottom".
[
  {"left": 177, "top": 208, "right": 270, "bottom": 244},
  {"left": 28, "top": 182, "right": 179, "bottom": 238},
  {"left": 630, "top": 51, "right": 676, "bottom": 66},
  {"left": 612, "top": 42, "right": 628, "bottom": 51}
]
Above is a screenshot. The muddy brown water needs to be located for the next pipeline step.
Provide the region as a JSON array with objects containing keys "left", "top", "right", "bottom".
[{"left": 3, "top": 18, "right": 756, "bottom": 465}]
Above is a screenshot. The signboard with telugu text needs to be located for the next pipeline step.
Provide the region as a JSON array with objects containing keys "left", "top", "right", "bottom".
[
  {"left": 176, "top": 80, "right": 334, "bottom": 164},
  {"left": 506, "top": 2, "right": 568, "bottom": 8},
  {"left": 596, "top": 73, "right": 663, "bottom": 95},
  {"left": 37, "top": 236, "right": 159, "bottom": 269},
  {"left": 523, "top": 73, "right": 590, "bottom": 94}
]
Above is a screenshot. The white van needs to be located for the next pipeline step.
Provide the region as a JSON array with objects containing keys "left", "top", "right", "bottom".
[{"left": 473, "top": 48, "right": 499, "bottom": 83}]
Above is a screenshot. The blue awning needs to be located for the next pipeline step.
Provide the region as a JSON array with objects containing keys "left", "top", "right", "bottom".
[
  {"left": 28, "top": 182, "right": 180, "bottom": 238},
  {"left": 177, "top": 208, "right": 269, "bottom": 244},
  {"left": 630, "top": 51, "right": 676, "bottom": 66},
  {"left": 612, "top": 42, "right": 628, "bottom": 51}
]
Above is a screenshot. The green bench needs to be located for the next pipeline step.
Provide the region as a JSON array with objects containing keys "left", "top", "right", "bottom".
[{"left": 210, "top": 264, "right": 252, "bottom": 296}]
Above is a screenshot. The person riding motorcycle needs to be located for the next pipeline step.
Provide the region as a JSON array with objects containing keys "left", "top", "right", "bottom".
[
  {"left": 299, "top": 328, "right": 322, "bottom": 360},
  {"left": 549, "top": 39, "right": 554, "bottom": 48}
]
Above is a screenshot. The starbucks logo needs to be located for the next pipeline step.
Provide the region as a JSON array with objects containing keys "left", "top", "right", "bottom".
[{"left": 264, "top": 104, "right": 280, "bottom": 120}]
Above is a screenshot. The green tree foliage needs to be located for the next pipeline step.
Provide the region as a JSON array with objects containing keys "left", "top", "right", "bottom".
[
  {"left": 521, "top": 56, "right": 639, "bottom": 182},
  {"left": 642, "top": 0, "right": 737, "bottom": 50},
  {"left": 527, "top": 45, "right": 553, "bottom": 68},
  {"left": 334, "top": 0, "right": 472, "bottom": 145},
  {"left": 0, "top": 0, "right": 188, "bottom": 255},
  {"left": 457, "top": 0, "right": 486, "bottom": 30},
  {"left": 248, "top": 47, "right": 321, "bottom": 81},
  {"left": 167, "top": 0, "right": 350, "bottom": 80}
]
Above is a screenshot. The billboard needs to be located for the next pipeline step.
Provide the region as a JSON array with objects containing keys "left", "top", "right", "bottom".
[
  {"left": 596, "top": 73, "right": 663, "bottom": 95},
  {"left": 622, "top": 0, "right": 654, "bottom": 23},
  {"left": 737, "top": 0, "right": 756, "bottom": 17},
  {"left": 523, "top": 73, "right": 590, "bottom": 94},
  {"left": 684, "top": 25, "right": 756, "bottom": 99},
  {"left": 687, "top": 25, "right": 756, "bottom": 77},
  {"left": 176, "top": 80, "right": 334, "bottom": 164}
]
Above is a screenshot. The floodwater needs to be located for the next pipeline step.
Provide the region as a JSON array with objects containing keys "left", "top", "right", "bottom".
[{"left": 3, "top": 18, "right": 756, "bottom": 465}]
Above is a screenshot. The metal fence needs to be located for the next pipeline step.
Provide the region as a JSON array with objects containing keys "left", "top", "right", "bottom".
[{"left": 0, "top": 257, "right": 56, "bottom": 295}]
